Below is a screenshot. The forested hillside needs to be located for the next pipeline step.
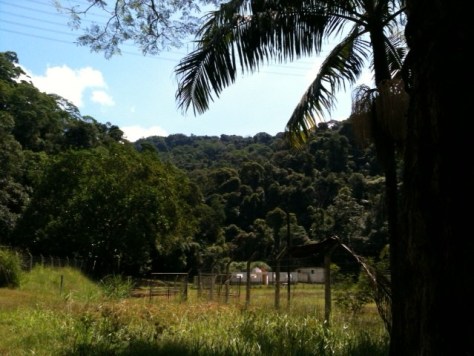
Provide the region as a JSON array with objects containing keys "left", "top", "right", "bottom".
[{"left": 1, "top": 51, "right": 389, "bottom": 277}]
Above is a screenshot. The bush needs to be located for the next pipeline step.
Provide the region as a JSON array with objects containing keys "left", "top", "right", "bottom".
[
  {"left": 334, "top": 272, "right": 373, "bottom": 316},
  {"left": 0, "top": 247, "right": 22, "bottom": 288},
  {"left": 99, "top": 274, "right": 134, "bottom": 299}
]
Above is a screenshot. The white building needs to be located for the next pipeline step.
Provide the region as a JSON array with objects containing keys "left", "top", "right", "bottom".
[{"left": 295, "top": 267, "right": 325, "bottom": 283}]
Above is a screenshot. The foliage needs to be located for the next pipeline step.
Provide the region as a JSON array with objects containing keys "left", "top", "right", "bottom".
[
  {"left": 56, "top": 0, "right": 224, "bottom": 58},
  {"left": 0, "top": 246, "right": 22, "bottom": 288},
  {"left": 334, "top": 272, "right": 374, "bottom": 317},
  {"left": 139, "top": 125, "right": 388, "bottom": 273},
  {"left": 99, "top": 275, "right": 134, "bottom": 299},
  {"left": 12, "top": 143, "right": 202, "bottom": 276},
  {"left": 0, "top": 51, "right": 125, "bottom": 242},
  {"left": 175, "top": 0, "right": 406, "bottom": 144},
  {"left": 1, "top": 50, "right": 391, "bottom": 278}
]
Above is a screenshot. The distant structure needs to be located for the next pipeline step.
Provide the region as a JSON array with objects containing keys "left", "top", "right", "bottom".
[{"left": 229, "top": 267, "right": 324, "bottom": 284}]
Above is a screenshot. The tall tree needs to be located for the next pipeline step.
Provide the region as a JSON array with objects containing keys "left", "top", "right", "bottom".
[
  {"left": 394, "top": 1, "right": 473, "bottom": 354},
  {"left": 12, "top": 143, "right": 201, "bottom": 276},
  {"left": 175, "top": 0, "right": 406, "bottom": 137}
]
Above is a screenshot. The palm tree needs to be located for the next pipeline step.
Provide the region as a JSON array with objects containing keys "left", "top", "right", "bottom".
[
  {"left": 175, "top": 0, "right": 406, "bottom": 334},
  {"left": 175, "top": 0, "right": 406, "bottom": 139}
]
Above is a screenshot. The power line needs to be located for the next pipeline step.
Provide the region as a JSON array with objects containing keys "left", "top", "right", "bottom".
[
  {"left": 1, "top": 19, "right": 78, "bottom": 38},
  {"left": 0, "top": 1, "right": 66, "bottom": 17},
  {"left": 0, "top": 26, "right": 321, "bottom": 76},
  {"left": 0, "top": 28, "right": 76, "bottom": 45},
  {"left": 1, "top": 9, "right": 87, "bottom": 28},
  {"left": 0, "top": 27, "right": 183, "bottom": 62},
  {"left": 0, "top": 2, "right": 325, "bottom": 75},
  {"left": 0, "top": 0, "right": 108, "bottom": 20}
]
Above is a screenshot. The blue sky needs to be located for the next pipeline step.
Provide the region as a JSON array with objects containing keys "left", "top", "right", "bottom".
[{"left": 0, "top": 0, "right": 373, "bottom": 142}]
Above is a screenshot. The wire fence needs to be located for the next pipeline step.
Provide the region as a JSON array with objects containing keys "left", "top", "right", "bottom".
[{"left": 0, "top": 246, "right": 86, "bottom": 272}]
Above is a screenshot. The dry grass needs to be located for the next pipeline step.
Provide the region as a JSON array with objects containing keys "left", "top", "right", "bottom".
[{"left": 0, "top": 266, "right": 389, "bottom": 355}]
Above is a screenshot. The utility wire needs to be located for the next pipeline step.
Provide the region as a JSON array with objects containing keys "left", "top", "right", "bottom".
[{"left": 0, "top": 2, "right": 324, "bottom": 74}]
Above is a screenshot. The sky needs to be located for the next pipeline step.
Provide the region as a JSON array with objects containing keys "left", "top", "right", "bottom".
[{"left": 0, "top": 0, "right": 373, "bottom": 142}]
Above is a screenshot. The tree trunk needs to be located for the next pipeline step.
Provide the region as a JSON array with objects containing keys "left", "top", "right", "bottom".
[{"left": 392, "top": 1, "right": 474, "bottom": 354}]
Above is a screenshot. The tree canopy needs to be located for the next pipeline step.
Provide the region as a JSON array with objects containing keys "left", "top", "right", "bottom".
[{"left": 56, "top": 0, "right": 224, "bottom": 58}]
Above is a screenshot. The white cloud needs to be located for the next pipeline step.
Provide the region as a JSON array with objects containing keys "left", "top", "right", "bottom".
[
  {"left": 27, "top": 65, "right": 114, "bottom": 108},
  {"left": 91, "top": 90, "right": 115, "bottom": 106},
  {"left": 121, "top": 125, "right": 168, "bottom": 142}
]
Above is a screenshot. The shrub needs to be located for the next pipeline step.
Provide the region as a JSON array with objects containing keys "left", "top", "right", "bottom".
[
  {"left": 99, "top": 274, "right": 134, "bottom": 299},
  {"left": 0, "top": 247, "right": 22, "bottom": 288},
  {"left": 334, "top": 272, "right": 373, "bottom": 316}
]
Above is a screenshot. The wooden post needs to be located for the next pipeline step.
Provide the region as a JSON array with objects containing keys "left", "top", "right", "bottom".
[
  {"left": 197, "top": 270, "right": 202, "bottom": 298},
  {"left": 286, "top": 210, "right": 291, "bottom": 310},
  {"left": 246, "top": 260, "right": 251, "bottom": 309},
  {"left": 225, "top": 261, "right": 231, "bottom": 304},
  {"left": 245, "top": 252, "right": 258, "bottom": 309},
  {"left": 324, "top": 253, "right": 331, "bottom": 324},
  {"left": 275, "top": 261, "right": 281, "bottom": 310},
  {"left": 183, "top": 275, "right": 188, "bottom": 301},
  {"left": 210, "top": 274, "right": 214, "bottom": 301},
  {"left": 324, "top": 244, "right": 338, "bottom": 326}
]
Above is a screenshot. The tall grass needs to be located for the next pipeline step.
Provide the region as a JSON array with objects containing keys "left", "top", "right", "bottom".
[
  {"left": 0, "top": 247, "right": 22, "bottom": 288},
  {"left": 0, "top": 266, "right": 389, "bottom": 355}
]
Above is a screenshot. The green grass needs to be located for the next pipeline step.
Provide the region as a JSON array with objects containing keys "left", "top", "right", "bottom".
[{"left": 0, "top": 266, "right": 389, "bottom": 355}]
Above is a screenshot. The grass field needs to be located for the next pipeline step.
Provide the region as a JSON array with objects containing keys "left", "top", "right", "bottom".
[{"left": 0, "top": 266, "right": 389, "bottom": 355}]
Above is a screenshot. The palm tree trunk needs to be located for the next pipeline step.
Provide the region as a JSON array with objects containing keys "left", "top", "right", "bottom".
[{"left": 368, "top": 13, "right": 400, "bottom": 342}]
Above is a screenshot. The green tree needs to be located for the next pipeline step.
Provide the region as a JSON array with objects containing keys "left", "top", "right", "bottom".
[
  {"left": 326, "top": 186, "right": 366, "bottom": 247},
  {"left": 12, "top": 143, "right": 200, "bottom": 276},
  {"left": 265, "top": 207, "right": 287, "bottom": 309},
  {"left": 239, "top": 161, "right": 265, "bottom": 189},
  {"left": 0, "top": 53, "right": 32, "bottom": 240},
  {"left": 0, "top": 52, "right": 122, "bottom": 153},
  {"left": 0, "top": 112, "right": 27, "bottom": 241}
]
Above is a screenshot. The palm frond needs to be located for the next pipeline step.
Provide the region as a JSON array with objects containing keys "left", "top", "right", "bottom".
[
  {"left": 375, "top": 77, "right": 409, "bottom": 142},
  {"left": 175, "top": 0, "right": 246, "bottom": 115},
  {"left": 175, "top": 0, "right": 352, "bottom": 115},
  {"left": 285, "top": 26, "right": 370, "bottom": 146},
  {"left": 349, "top": 84, "right": 377, "bottom": 148},
  {"left": 383, "top": 30, "right": 407, "bottom": 77},
  {"left": 349, "top": 76, "right": 408, "bottom": 149}
]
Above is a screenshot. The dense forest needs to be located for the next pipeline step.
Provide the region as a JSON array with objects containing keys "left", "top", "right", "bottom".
[{"left": 1, "top": 50, "right": 389, "bottom": 278}]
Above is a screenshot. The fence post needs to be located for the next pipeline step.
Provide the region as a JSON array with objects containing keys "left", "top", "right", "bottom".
[
  {"left": 183, "top": 274, "right": 188, "bottom": 301},
  {"left": 28, "top": 251, "right": 33, "bottom": 271},
  {"left": 210, "top": 274, "right": 214, "bottom": 301},
  {"left": 197, "top": 271, "right": 202, "bottom": 298}
]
